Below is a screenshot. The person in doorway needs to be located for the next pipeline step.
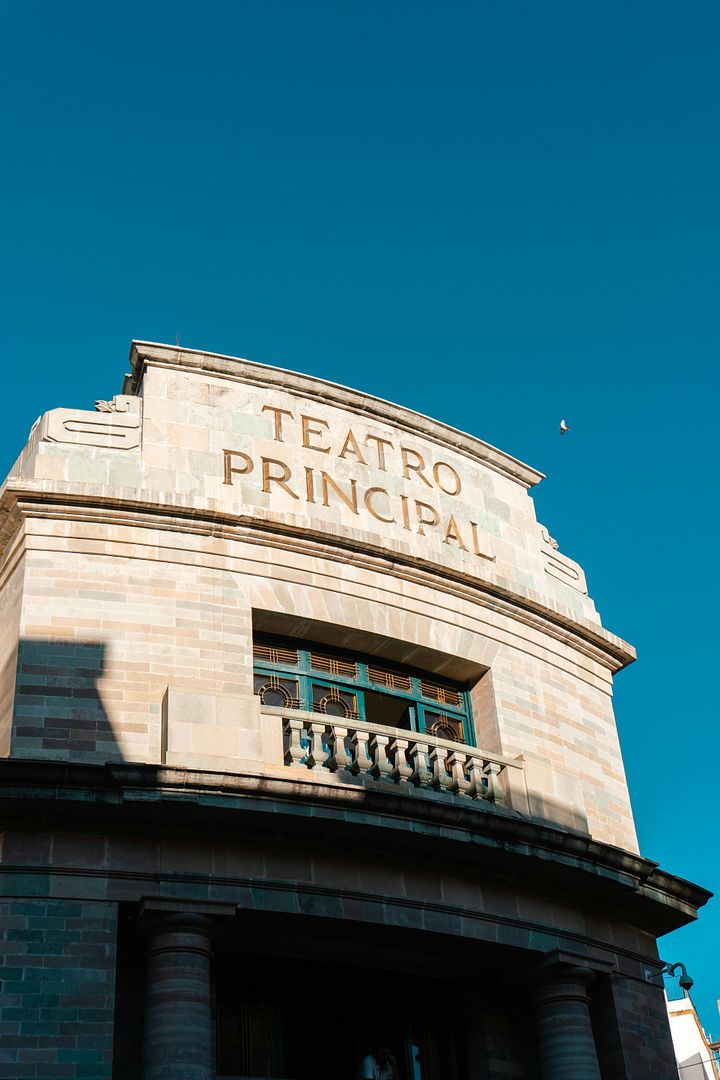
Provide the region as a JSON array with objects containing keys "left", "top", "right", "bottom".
[{"left": 355, "top": 1041, "right": 399, "bottom": 1080}]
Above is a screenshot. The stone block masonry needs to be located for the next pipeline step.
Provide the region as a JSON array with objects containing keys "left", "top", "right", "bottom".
[
  {"left": 0, "top": 898, "right": 116, "bottom": 1079},
  {"left": 591, "top": 973, "right": 679, "bottom": 1080},
  {"left": 1, "top": 340, "right": 642, "bottom": 848},
  {"left": 0, "top": 341, "right": 710, "bottom": 1079}
]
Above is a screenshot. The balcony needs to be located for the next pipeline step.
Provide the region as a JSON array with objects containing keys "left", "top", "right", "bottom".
[
  {"left": 268, "top": 707, "right": 521, "bottom": 805},
  {"left": 160, "top": 688, "right": 526, "bottom": 816}
]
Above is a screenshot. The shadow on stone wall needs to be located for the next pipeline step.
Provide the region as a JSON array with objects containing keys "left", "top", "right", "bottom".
[
  {"left": 5, "top": 638, "right": 599, "bottom": 842},
  {"left": 10, "top": 638, "right": 122, "bottom": 761},
  {"left": 518, "top": 785, "right": 591, "bottom": 837},
  {"left": 505, "top": 753, "right": 591, "bottom": 837}
]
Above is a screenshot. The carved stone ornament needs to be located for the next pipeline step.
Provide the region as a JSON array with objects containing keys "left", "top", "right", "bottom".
[
  {"left": 540, "top": 524, "right": 560, "bottom": 550},
  {"left": 539, "top": 524, "right": 588, "bottom": 595},
  {"left": 94, "top": 395, "right": 138, "bottom": 414},
  {"left": 41, "top": 395, "right": 141, "bottom": 450}
]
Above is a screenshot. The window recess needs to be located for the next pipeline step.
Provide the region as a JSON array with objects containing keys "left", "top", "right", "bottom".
[{"left": 252, "top": 636, "right": 474, "bottom": 747}]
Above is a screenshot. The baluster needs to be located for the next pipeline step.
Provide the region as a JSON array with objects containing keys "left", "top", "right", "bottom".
[
  {"left": 447, "top": 750, "right": 470, "bottom": 797},
  {"left": 430, "top": 746, "right": 451, "bottom": 791},
  {"left": 284, "top": 718, "right": 305, "bottom": 768},
  {"left": 306, "top": 722, "right": 328, "bottom": 772},
  {"left": 350, "top": 729, "right": 372, "bottom": 776},
  {"left": 370, "top": 734, "right": 393, "bottom": 781},
  {"left": 409, "top": 741, "right": 432, "bottom": 787},
  {"left": 483, "top": 760, "right": 505, "bottom": 804},
  {"left": 328, "top": 725, "right": 350, "bottom": 772},
  {"left": 390, "top": 738, "right": 412, "bottom": 785},
  {"left": 466, "top": 755, "right": 486, "bottom": 799}
]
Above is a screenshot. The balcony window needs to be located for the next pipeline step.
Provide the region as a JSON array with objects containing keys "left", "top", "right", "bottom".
[{"left": 252, "top": 635, "right": 474, "bottom": 746}]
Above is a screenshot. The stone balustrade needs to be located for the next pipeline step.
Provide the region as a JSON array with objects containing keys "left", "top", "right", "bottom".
[{"left": 272, "top": 708, "right": 521, "bottom": 805}]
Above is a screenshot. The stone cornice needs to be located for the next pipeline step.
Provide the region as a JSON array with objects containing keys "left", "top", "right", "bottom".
[
  {"left": 0, "top": 758, "right": 710, "bottom": 936},
  {"left": 126, "top": 341, "right": 545, "bottom": 491},
  {"left": 0, "top": 480, "right": 637, "bottom": 671}
]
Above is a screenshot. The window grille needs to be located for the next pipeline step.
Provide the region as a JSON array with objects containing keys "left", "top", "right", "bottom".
[
  {"left": 309, "top": 652, "right": 357, "bottom": 679},
  {"left": 367, "top": 665, "right": 412, "bottom": 692},
  {"left": 420, "top": 679, "right": 462, "bottom": 707},
  {"left": 253, "top": 642, "right": 299, "bottom": 667}
]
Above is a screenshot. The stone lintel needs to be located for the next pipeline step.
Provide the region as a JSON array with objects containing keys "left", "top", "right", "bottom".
[
  {"left": 530, "top": 947, "right": 617, "bottom": 983},
  {"left": 137, "top": 897, "right": 237, "bottom": 920}
]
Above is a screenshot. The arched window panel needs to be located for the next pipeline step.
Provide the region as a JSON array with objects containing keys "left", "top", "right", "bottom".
[
  {"left": 422, "top": 708, "right": 465, "bottom": 745},
  {"left": 310, "top": 682, "right": 361, "bottom": 721},
  {"left": 253, "top": 673, "right": 302, "bottom": 711}
]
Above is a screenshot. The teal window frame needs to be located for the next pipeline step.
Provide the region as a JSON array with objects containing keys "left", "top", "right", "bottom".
[{"left": 252, "top": 637, "right": 475, "bottom": 747}]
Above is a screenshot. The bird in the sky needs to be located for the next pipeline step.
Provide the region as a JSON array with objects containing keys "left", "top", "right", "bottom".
[{"left": 559, "top": 419, "right": 571, "bottom": 435}]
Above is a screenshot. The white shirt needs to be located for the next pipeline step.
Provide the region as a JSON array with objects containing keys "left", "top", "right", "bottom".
[{"left": 357, "top": 1054, "right": 394, "bottom": 1080}]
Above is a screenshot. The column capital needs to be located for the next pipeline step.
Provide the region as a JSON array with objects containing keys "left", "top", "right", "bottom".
[
  {"left": 138, "top": 912, "right": 222, "bottom": 937},
  {"left": 530, "top": 966, "right": 596, "bottom": 1009},
  {"left": 528, "top": 950, "right": 611, "bottom": 1079},
  {"left": 527, "top": 948, "right": 615, "bottom": 990}
]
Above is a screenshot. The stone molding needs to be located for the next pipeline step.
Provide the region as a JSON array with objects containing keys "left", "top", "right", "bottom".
[
  {"left": 0, "top": 859, "right": 683, "bottom": 988},
  {"left": 0, "top": 482, "right": 637, "bottom": 671},
  {"left": 0, "top": 758, "right": 710, "bottom": 936}
]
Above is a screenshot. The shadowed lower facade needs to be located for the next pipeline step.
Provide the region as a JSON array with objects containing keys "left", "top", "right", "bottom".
[{"left": 0, "top": 341, "right": 710, "bottom": 1079}]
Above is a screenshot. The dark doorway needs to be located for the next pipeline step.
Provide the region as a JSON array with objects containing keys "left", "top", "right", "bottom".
[{"left": 215, "top": 955, "right": 464, "bottom": 1080}]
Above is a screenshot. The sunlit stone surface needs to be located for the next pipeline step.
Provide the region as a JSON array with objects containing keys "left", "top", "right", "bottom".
[{"left": 0, "top": 341, "right": 709, "bottom": 1079}]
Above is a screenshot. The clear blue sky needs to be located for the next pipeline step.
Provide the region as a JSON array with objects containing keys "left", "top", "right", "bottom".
[{"left": 1, "top": 0, "right": 718, "bottom": 1035}]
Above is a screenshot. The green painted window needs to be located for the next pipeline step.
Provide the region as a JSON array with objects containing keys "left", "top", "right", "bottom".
[{"left": 252, "top": 636, "right": 474, "bottom": 746}]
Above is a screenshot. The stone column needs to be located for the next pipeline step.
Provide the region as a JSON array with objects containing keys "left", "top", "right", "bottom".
[
  {"left": 531, "top": 964, "right": 602, "bottom": 1080},
  {"left": 143, "top": 914, "right": 218, "bottom": 1080}
]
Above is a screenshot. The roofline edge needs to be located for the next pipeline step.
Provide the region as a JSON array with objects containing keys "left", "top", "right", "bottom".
[{"left": 126, "top": 341, "right": 546, "bottom": 491}]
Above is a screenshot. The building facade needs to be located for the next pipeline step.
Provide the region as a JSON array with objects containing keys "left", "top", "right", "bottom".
[
  {"left": 0, "top": 341, "right": 710, "bottom": 1079},
  {"left": 665, "top": 973, "right": 720, "bottom": 1080}
]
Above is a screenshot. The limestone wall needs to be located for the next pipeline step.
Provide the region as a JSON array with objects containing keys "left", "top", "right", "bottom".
[
  {"left": 0, "top": 342, "right": 640, "bottom": 852},
  {"left": 0, "top": 547, "right": 24, "bottom": 756}
]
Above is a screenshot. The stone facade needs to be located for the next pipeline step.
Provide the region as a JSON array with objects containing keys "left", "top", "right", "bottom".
[{"left": 0, "top": 341, "right": 710, "bottom": 1079}]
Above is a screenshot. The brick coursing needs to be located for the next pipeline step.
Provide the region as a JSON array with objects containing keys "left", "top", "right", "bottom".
[
  {"left": 592, "top": 973, "right": 678, "bottom": 1080},
  {"left": 11, "top": 551, "right": 252, "bottom": 766},
  {"left": 0, "top": 898, "right": 117, "bottom": 1079},
  {"left": 479, "top": 1000, "right": 540, "bottom": 1078}
]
